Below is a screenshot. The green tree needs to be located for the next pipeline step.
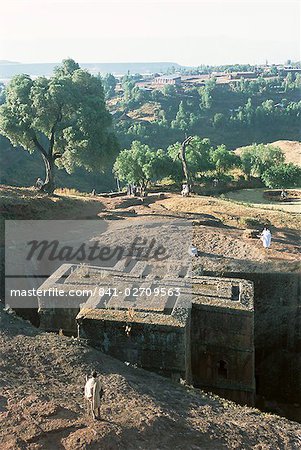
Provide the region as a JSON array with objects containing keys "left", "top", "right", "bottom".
[
  {"left": 121, "top": 75, "right": 136, "bottom": 102},
  {"left": 240, "top": 148, "right": 253, "bottom": 179},
  {"left": 262, "top": 163, "right": 301, "bottom": 188},
  {"left": 284, "top": 72, "right": 294, "bottom": 91},
  {"left": 294, "top": 74, "right": 301, "bottom": 89},
  {"left": 0, "top": 59, "right": 118, "bottom": 193},
  {"left": 102, "top": 73, "right": 117, "bottom": 99},
  {"left": 199, "top": 77, "right": 216, "bottom": 109},
  {"left": 240, "top": 144, "right": 285, "bottom": 178},
  {"left": 167, "top": 136, "right": 213, "bottom": 181},
  {"left": 163, "top": 84, "right": 177, "bottom": 97},
  {"left": 210, "top": 145, "right": 239, "bottom": 174},
  {"left": 151, "top": 89, "right": 163, "bottom": 102},
  {"left": 212, "top": 112, "right": 226, "bottom": 128},
  {"left": 171, "top": 101, "right": 190, "bottom": 131},
  {"left": 113, "top": 141, "right": 172, "bottom": 190}
]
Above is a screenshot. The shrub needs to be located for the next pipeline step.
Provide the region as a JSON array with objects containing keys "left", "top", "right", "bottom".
[
  {"left": 262, "top": 163, "right": 301, "bottom": 188},
  {"left": 239, "top": 217, "right": 263, "bottom": 228}
]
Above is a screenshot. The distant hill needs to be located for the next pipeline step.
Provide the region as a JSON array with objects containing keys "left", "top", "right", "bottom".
[
  {"left": 235, "top": 140, "right": 301, "bottom": 167},
  {"left": 0, "top": 60, "right": 20, "bottom": 65},
  {"left": 0, "top": 62, "right": 182, "bottom": 79}
]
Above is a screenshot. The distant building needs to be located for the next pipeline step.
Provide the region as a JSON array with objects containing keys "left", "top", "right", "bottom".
[
  {"left": 119, "top": 112, "right": 132, "bottom": 121},
  {"left": 280, "top": 67, "right": 301, "bottom": 77},
  {"left": 211, "top": 71, "right": 227, "bottom": 77},
  {"left": 229, "top": 71, "right": 258, "bottom": 80},
  {"left": 111, "top": 111, "right": 132, "bottom": 121},
  {"left": 153, "top": 75, "right": 181, "bottom": 85}
]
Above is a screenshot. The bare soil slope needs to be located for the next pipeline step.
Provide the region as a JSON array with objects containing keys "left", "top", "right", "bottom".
[
  {"left": 269, "top": 141, "right": 301, "bottom": 166},
  {"left": 1, "top": 309, "right": 301, "bottom": 450},
  {"left": 235, "top": 140, "right": 301, "bottom": 166}
]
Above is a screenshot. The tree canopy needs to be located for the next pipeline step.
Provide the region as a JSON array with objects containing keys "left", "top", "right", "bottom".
[
  {"left": 240, "top": 144, "right": 285, "bottom": 178},
  {"left": 102, "top": 73, "right": 117, "bottom": 99},
  {"left": 0, "top": 58, "right": 119, "bottom": 192},
  {"left": 168, "top": 137, "right": 212, "bottom": 175},
  {"left": 113, "top": 140, "right": 172, "bottom": 189},
  {"left": 210, "top": 145, "right": 240, "bottom": 174},
  {"left": 261, "top": 162, "right": 301, "bottom": 188}
]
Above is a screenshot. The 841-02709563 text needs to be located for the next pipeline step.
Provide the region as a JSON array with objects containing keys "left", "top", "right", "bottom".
[{"left": 10, "top": 286, "right": 181, "bottom": 298}]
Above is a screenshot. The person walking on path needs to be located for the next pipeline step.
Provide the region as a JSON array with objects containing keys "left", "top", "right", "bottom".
[
  {"left": 84, "top": 370, "right": 103, "bottom": 420},
  {"left": 259, "top": 226, "right": 272, "bottom": 249}
]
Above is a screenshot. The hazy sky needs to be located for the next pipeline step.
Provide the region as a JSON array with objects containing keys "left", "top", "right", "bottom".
[{"left": 0, "top": 0, "right": 300, "bottom": 66}]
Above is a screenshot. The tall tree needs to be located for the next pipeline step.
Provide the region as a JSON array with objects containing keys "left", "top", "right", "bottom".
[
  {"left": 113, "top": 141, "right": 172, "bottom": 190},
  {"left": 168, "top": 136, "right": 213, "bottom": 182},
  {"left": 102, "top": 73, "right": 117, "bottom": 99},
  {"left": 171, "top": 101, "right": 190, "bottom": 131},
  {"left": 240, "top": 144, "right": 285, "bottom": 178},
  {"left": 179, "top": 136, "right": 193, "bottom": 188},
  {"left": 210, "top": 145, "right": 239, "bottom": 174},
  {"left": 0, "top": 59, "right": 119, "bottom": 193},
  {"left": 261, "top": 162, "right": 301, "bottom": 188}
]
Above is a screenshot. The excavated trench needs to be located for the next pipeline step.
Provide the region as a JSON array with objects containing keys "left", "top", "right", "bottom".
[{"left": 204, "top": 270, "right": 301, "bottom": 421}]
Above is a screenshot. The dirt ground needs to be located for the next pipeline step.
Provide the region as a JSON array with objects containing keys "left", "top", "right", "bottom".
[
  {"left": 95, "top": 193, "right": 300, "bottom": 274},
  {"left": 1, "top": 186, "right": 300, "bottom": 274},
  {"left": 1, "top": 308, "right": 301, "bottom": 450}
]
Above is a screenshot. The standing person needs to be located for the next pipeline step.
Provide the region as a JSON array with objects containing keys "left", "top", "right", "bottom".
[
  {"left": 84, "top": 370, "right": 103, "bottom": 420},
  {"left": 35, "top": 178, "right": 44, "bottom": 190},
  {"left": 181, "top": 183, "right": 189, "bottom": 197},
  {"left": 280, "top": 189, "right": 287, "bottom": 200},
  {"left": 260, "top": 226, "right": 272, "bottom": 249},
  {"left": 189, "top": 244, "right": 199, "bottom": 257}
]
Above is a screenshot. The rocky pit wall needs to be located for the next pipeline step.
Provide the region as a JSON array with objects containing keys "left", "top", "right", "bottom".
[
  {"left": 77, "top": 309, "right": 189, "bottom": 381},
  {"left": 220, "top": 271, "right": 301, "bottom": 405},
  {"left": 191, "top": 304, "right": 255, "bottom": 406},
  {"left": 5, "top": 258, "right": 299, "bottom": 411}
]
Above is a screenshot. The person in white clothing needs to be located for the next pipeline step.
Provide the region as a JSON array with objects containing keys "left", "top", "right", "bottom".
[
  {"left": 189, "top": 244, "right": 199, "bottom": 257},
  {"left": 181, "top": 184, "right": 190, "bottom": 197},
  {"left": 84, "top": 371, "right": 103, "bottom": 420},
  {"left": 260, "top": 226, "right": 272, "bottom": 249}
]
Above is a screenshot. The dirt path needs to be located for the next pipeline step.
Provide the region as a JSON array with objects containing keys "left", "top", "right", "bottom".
[{"left": 223, "top": 189, "right": 301, "bottom": 213}]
